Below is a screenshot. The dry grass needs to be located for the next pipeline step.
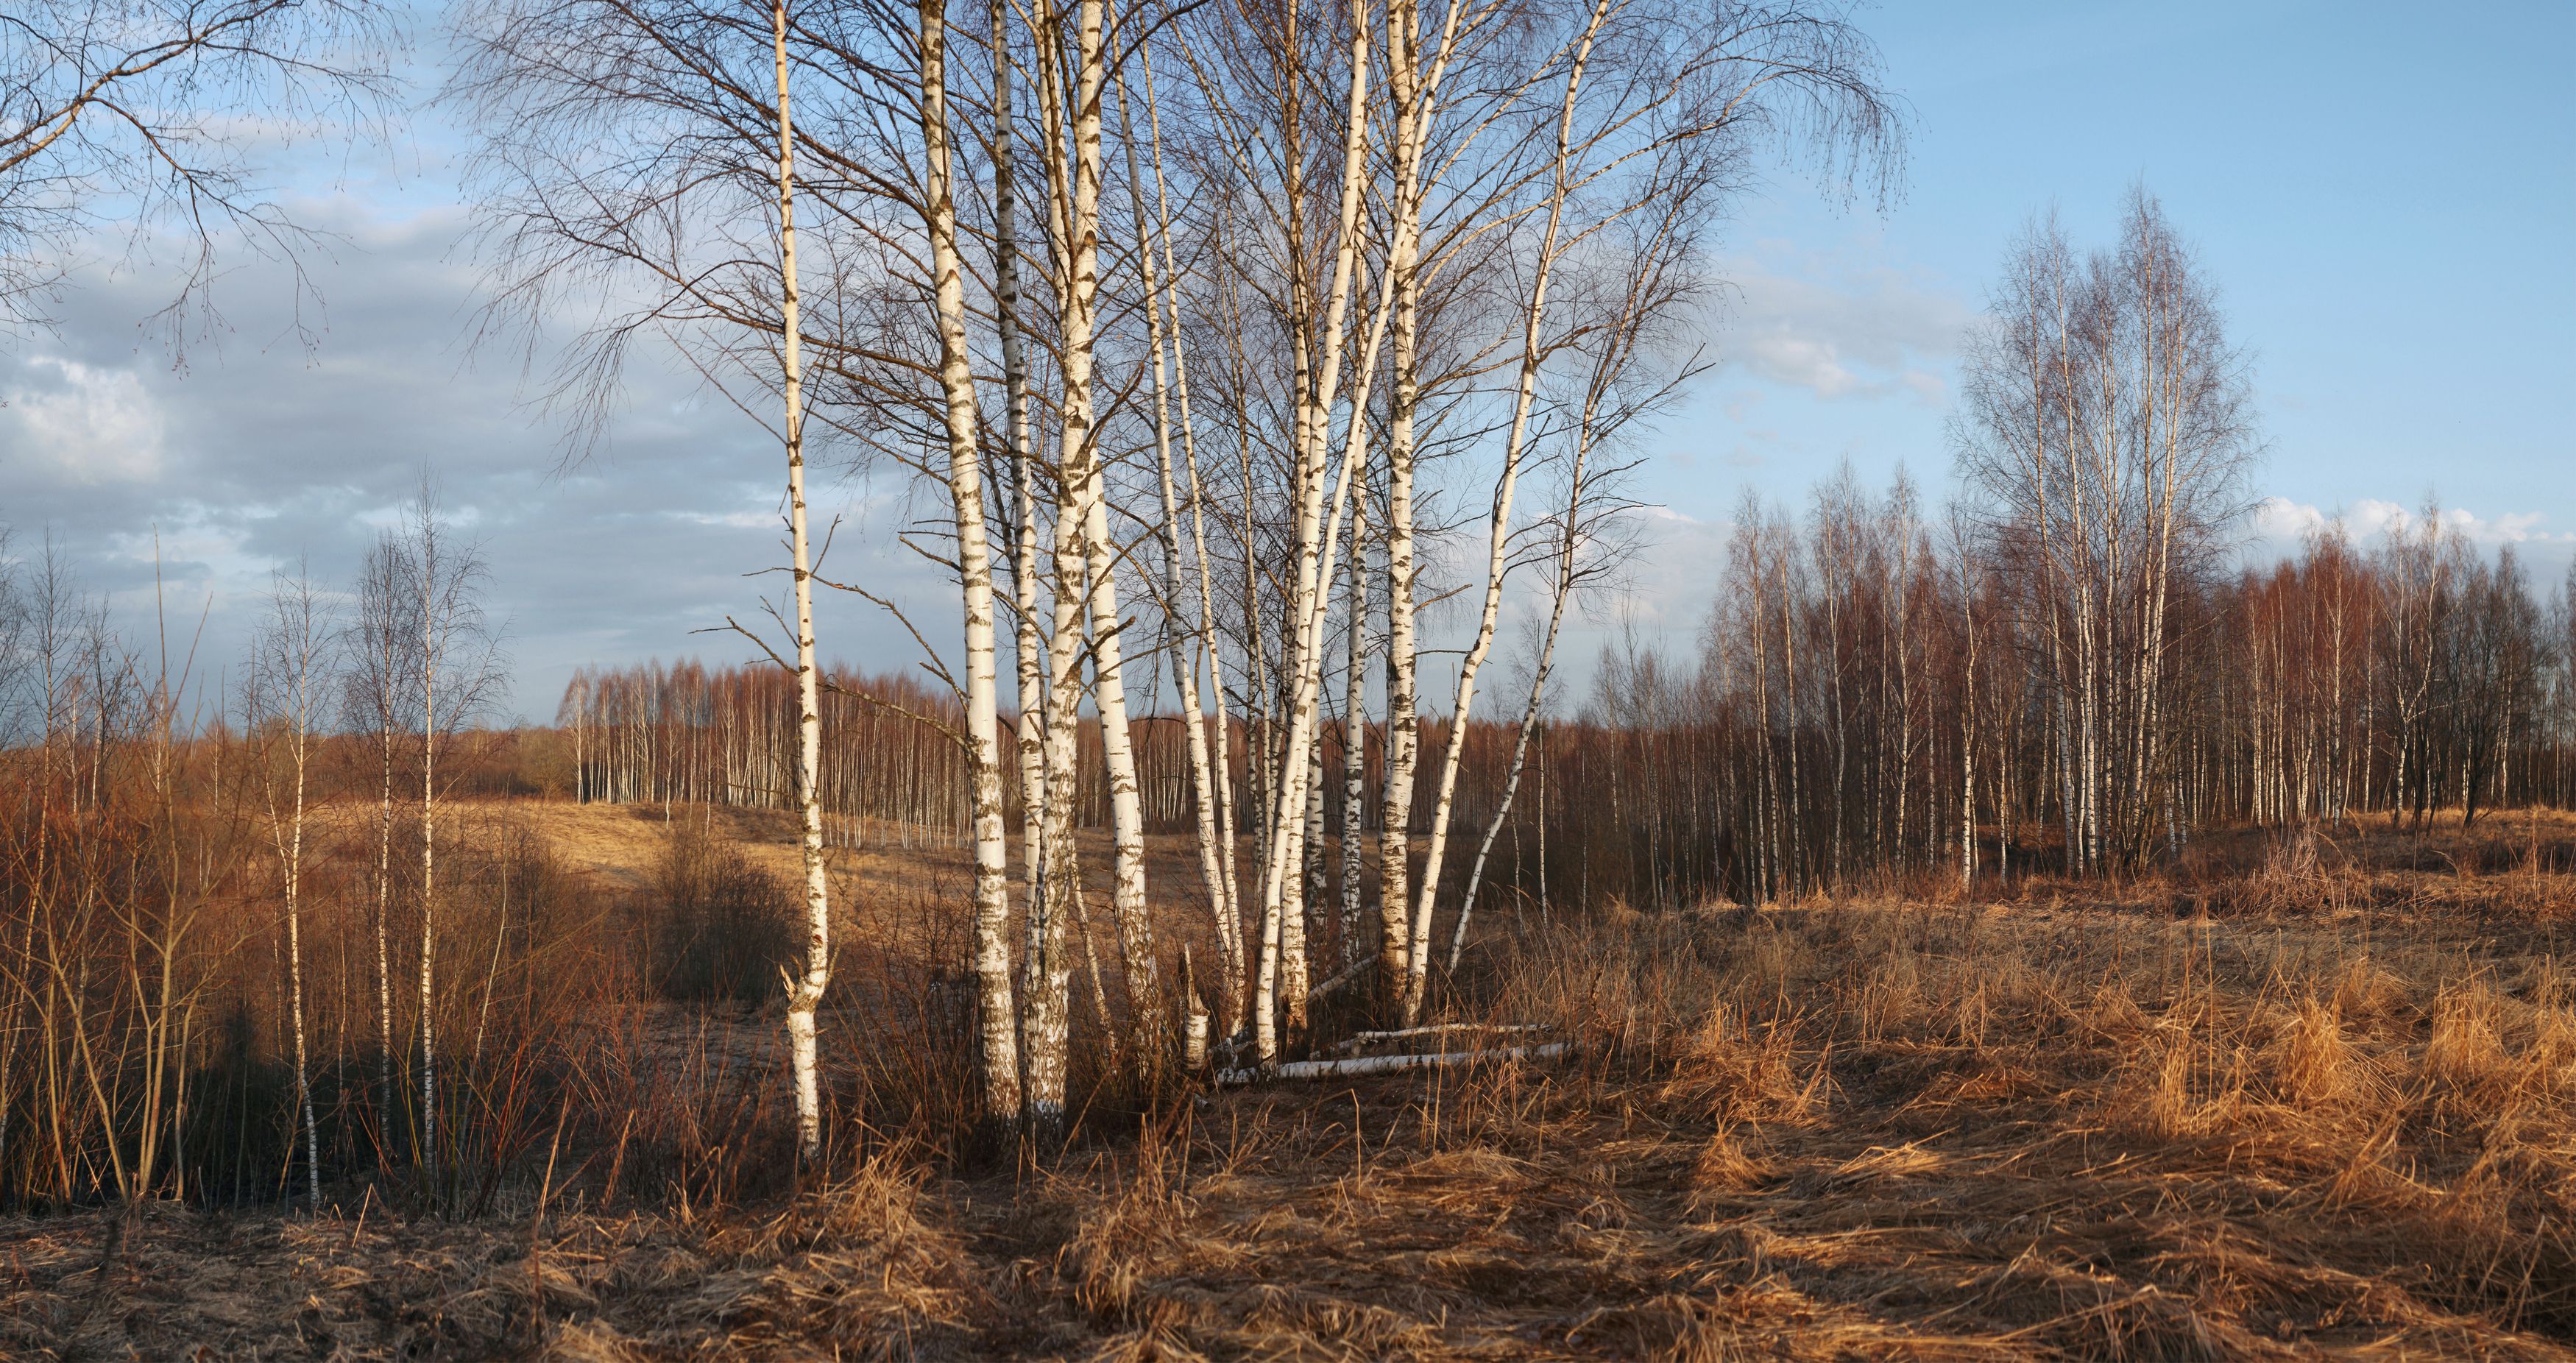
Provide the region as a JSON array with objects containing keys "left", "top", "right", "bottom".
[
  {"left": 7, "top": 814, "right": 2574, "bottom": 1359},
  {"left": 0, "top": 1150, "right": 984, "bottom": 1360}
]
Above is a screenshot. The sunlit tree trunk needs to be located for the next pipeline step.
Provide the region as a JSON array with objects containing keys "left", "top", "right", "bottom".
[
  {"left": 1404, "top": 0, "right": 1605, "bottom": 1020},
  {"left": 991, "top": 0, "right": 1053, "bottom": 1105},
  {"left": 1025, "top": 0, "right": 1109, "bottom": 1136},
  {"left": 1124, "top": 60, "right": 1238, "bottom": 1035},
  {"left": 1084, "top": 465, "right": 1163, "bottom": 1065},
  {"left": 358, "top": 539, "right": 403, "bottom": 1150},
  {"left": 251, "top": 571, "right": 330, "bottom": 1208},
  {"left": 770, "top": 0, "right": 833, "bottom": 1161},
  {"left": 1375, "top": 0, "right": 1441, "bottom": 1008},
  {"left": 417, "top": 525, "right": 442, "bottom": 1180},
  {"left": 1446, "top": 238, "right": 1657, "bottom": 965},
  {"left": 1250, "top": 6, "right": 1373, "bottom": 1065},
  {"left": 1340, "top": 498, "right": 1370, "bottom": 969},
  {"left": 917, "top": 0, "right": 1021, "bottom": 1136}
]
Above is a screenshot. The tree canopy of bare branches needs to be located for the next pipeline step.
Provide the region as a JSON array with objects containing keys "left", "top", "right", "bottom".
[{"left": 0, "top": 0, "right": 397, "bottom": 344}]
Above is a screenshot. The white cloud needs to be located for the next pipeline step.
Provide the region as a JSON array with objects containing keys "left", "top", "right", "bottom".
[
  {"left": 1708, "top": 241, "right": 1970, "bottom": 406},
  {"left": 2252, "top": 495, "right": 2576, "bottom": 558},
  {"left": 1, "top": 356, "right": 170, "bottom": 486},
  {"left": 2250, "top": 495, "right": 2326, "bottom": 541},
  {"left": 1596, "top": 505, "right": 1733, "bottom": 626},
  {"left": 0, "top": 211, "right": 962, "bottom": 722},
  {"left": 1742, "top": 336, "right": 1862, "bottom": 397}
]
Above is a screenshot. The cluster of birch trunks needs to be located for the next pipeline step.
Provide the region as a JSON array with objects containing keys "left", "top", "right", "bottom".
[
  {"left": 1615, "top": 467, "right": 2576, "bottom": 907},
  {"left": 451, "top": 0, "right": 1902, "bottom": 1147}
]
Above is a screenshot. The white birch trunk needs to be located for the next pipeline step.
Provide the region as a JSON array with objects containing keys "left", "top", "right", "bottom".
[
  {"left": 1448, "top": 506, "right": 1579, "bottom": 973},
  {"left": 1960, "top": 574, "right": 1978, "bottom": 889},
  {"left": 771, "top": 0, "right": 833, "bottom": 1161},
  {"left": 418, "top": 549, "right": 440, "bottom": 1180},
  {"left": 289, "top": 694, "right": 319, "bottom": 1208},
  {"left": 917, "top": 0, "right": 1021, "bottom": 1134},
  {"left": 1404, "top": 0, "right": 1605, "bottom": 1020},
  {"left": 1125, "top": 60, "right": 1239, "bottom": 1033},
  {"left": 1375, "top": 0, "right": 1462, "bottom": 1005},
  {"left": 1340, "top": 497, "right": 1370, "bottom": 969},
  {"left": 1250, "top": 13, "right": 1373, "bottom": 1065},
  {"left": 991, "top": 0, "right": 1053, "bottom": 1106},
  {"left": 1083, "top": 467, "right": 1163, "bottom": 1064},
  {"left": 373, "top": 715, "right": 394, "bottom": 1139},
  {"left": 1443, "top": 208, "right": 1661, "bottom": 968},
  {"left": 255, "top": 581, "right": 328, "bottom": 1208},
  {"left": 1025, "top": 0, "right": 1109, "bottom": 1137}
]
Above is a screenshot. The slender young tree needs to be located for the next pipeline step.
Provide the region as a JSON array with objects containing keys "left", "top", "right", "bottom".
[
  {"left": 1339, "top": 496, "right": 1370, "bottom": 970},
  {"left": 1022, "top": 0, "right": 1116, "bottom": 1134},
  {"left": 765, "top": 0, "right": 834, "bottom": 1161},
  {"left": 246, "top": 566, "right": 337, "bottom": 1208},
  {"left": 1124, "top": 56, "right": 1241, "bottom": 1037},
  {"left": 1446, "top": 201, "right": 1688, "bottom": 970},
  {"left": 913, "top": 0, "right": 1021, "bottom": 1137},
  {"left": 1405, "top": 0, "right": 1607, "bottom": 1020},
  {"left": 404, "top": 487, "right": 501, "bottom": 1183},
  {"left": 344, "top": 534, "right": 414, "bottom": 1141},
  {"left": 457, "top": 0, "right": 846, "bottom": 1156}
]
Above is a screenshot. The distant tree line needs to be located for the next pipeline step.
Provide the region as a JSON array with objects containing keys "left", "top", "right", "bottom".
[
  {"left": 1510, "top": 491, "right": 2576, "bottom": 916},
  {"left": 559, "top": 492, "right": 2576, "bottom": 927}
]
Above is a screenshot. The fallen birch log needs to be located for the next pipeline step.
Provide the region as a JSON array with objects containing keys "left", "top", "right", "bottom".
[
  {"left": 1216, "top": 1042, "right": 1568, "bottom": 1087},
  {"left": 1305, "top": 957, "right": 1373, "bottom": 1005},
  {"left": 1328, "top": 1022, "right": 1551, "bottom": 1055}
]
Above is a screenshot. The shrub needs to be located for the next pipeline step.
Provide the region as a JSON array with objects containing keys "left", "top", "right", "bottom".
[{"left": 645, "top": 818, "right": 799, "bottom": 1003}]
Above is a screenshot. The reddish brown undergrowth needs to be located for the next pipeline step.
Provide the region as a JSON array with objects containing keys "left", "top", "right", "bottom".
[{"left": 8, "top": 877, "right": 2574, "bottom": 1359}]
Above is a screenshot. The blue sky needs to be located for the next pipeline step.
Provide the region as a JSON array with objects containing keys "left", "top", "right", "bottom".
[
  {"left": 1643, "top": 0, "right": 2573, "bottom": 567},
  {"left": 2, "top": 0, "right": 2570, "bottom": 717}
]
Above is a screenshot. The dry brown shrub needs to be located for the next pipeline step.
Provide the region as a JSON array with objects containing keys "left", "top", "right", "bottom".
[
  {"left": 690, "top": 1148, "right": 984, "bottom": 1358},
  {"left": 2266, "top": 994, "right": 2362, "bottom": 1108},
  {"left": 1059, "top": 1169, "right": 1190, "bottom": 1326},
  {"left": 1688, "top": 1122, "right": 1773, "bottom": 1201},
  {"left": 2424, "top": 980, "right": 2519, "bottom": 1103},
  {"left": 2115, "top": 1029, "right": 2207, "bottom": 1141},
  {"left": 2089, "top": 975, "right": 2155, "bottom": 1039},
  {"left": 2333, "top": 955, "right": 2415, "bottom": 1024},
  {"left": 1400, "top": 1144, "right": 1534, "bottom": 1197},
  {"left": 1667, "top": 1002, "right": 1832, "bottom": 1126}
]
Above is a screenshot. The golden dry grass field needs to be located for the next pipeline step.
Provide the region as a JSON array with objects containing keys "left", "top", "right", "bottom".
[{"left": 4, "top": 809, "right": 2574, "bottom": 1360}]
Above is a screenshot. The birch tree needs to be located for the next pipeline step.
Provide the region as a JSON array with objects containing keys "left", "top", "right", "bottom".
[
  {"left": 1170, "top": 0, "right": 1381, "bottom": 1065},
  {"left": 764, "top": 0, "right": 834, "bottom": 1160},
  {"left": 245, "top": 566, "right": 336, "bottom": 1208},
  {"left": 458, "top": 0, "right": 848, "bottom": 1156},
  {"left": 1406, "top": 0, "right": 1627, "bottom": 1019},
  {"left": 403, "top": 489, "right": 502, "bottom": 1182},
  {"left": 1367, "top": 0, "right": 1899, "bottom": 1017},
  {"left": 1446, "top": 201, "right": 1693, "bottom": 970},
  {"left": 1016, "top": 0, "right": 1117, "bottom": 1131},
  {"left": 344, "top": 534, "right": 414, "bottom": 1139},
  {"left": 913, "top": 0, "right": 1020, "bottom": 1136},
  {"left": 1956, "top": 192, "right": 2254, "bottom": 871},
  {"left": 1123, "top": 54, "right": 1243, "bottom": 1033}
]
